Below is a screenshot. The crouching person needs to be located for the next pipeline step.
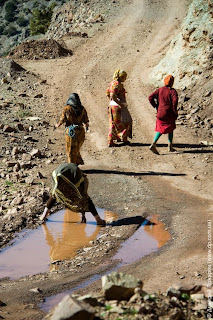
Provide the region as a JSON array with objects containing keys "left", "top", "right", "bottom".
[{"left": 40, "top": 163, "right": 106, "bottom": 226}]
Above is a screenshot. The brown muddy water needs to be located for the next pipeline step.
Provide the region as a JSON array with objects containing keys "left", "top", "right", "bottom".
[
  {"left": 41, "top": 214, "right": 170, "bottom": 312},
  {"left": 0, "top": 208, "right": 117, "bottom": 280}
]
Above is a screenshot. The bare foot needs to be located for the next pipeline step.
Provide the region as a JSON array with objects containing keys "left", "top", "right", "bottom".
[{"left": 96, "top": 218, "right": 106, "bottom": 226}]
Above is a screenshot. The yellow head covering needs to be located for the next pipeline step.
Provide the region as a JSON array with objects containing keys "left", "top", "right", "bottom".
[{"left": 113, "top": 69, "right": 127, "bottom": 80}]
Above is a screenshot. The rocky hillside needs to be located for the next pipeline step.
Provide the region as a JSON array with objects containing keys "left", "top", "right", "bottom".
[
  {"left": 150, "top": 0, "right": 213, "bottom": 139},
  {"left": 0, "top": 0, "right": 121, "bottom": 57},
  {"left": 46, "top": 0, "right": 122, "bottom": 40},
  {"left": 0, "top": 58, "right": 56, "bottom": 247},
  {"left": 151, "top": 0, "right": 213, "bottom": 88},
  {"left": 0, "top": 0, "right": 68, "bottom": 56}
]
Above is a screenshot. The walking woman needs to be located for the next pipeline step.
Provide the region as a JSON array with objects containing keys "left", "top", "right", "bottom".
[
  {"left": 106, "top": 69, "right": 132, "bottom": 147},
  {"left": 55, "top": 93, "right": 89, "bottom": 164},
  {"left": 148, "top": 75, "right": 178, "bottom": 154},
  {"left": 40, "top": 163, "right": 106, "bottom": 226}
]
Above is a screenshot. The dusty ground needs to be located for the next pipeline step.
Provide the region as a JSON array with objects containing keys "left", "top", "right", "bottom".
[{"left": 0, "top": 0, "right": 212, "bottom": 319}]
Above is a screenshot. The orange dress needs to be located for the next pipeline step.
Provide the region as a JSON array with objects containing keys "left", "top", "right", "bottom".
[
  {"left": 106, "top": 80, "right": 132, "bottom": 144},
  {"left": 58, "top": 105, "right": 89, "bottom": 165}
]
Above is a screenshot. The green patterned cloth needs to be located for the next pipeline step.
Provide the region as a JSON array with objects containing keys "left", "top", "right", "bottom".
[{"left": 52, "top": 163, "right": 89, "bottom": 213}]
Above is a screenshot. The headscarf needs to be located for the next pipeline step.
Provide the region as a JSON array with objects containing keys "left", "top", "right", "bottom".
[
  {"left": 65, "top": 93, "right": 84, "bottom": 117},
  {"left": 113, "top": 69, "right": 127, "bottom": 81},
  {"left": 164, "top": 75, "right": 174, "bottom": 87}
]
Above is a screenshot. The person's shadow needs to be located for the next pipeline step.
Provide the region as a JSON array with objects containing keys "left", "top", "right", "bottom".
[
  {"left": 110, "top": 215, "right": 153, "bottom": 226},
  {"left": 83, "top": 168, "right": 186, "bottom": 177},
  {"left": 157, "top": 142, "right": 213, "bottom": 154},
  {"left": 112, "top": 142, "right": 150, "bottom": 147}
]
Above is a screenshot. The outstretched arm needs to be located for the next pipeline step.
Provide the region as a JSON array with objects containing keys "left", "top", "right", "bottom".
[
  {"left": 55, "top": 109, "right": 67, "bottom": 128},
  {"left": 88, "top": 198, "right": 106, "bottom": 226},
  {"left": 40, "top": 196, "right": 56, "bottom": 222}
]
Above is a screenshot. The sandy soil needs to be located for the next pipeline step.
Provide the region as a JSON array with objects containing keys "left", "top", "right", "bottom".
[{"left": 0, "top": 0, "right": 212, "bottom": 319}]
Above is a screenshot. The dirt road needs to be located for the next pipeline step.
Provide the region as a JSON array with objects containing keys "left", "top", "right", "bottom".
[{"left": 1, "top": 0, "right": 212, "bottom": 318}]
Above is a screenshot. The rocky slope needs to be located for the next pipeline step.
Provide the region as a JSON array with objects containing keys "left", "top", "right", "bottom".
[
  {"left": 0, "top": 0, "right": 69, "bottom": 56},
  {"left": 151, "top": 0, "right": 213, "bottom": 89},
  {"left": 0, "top": 0, "right": 122, "bottom": 56},
  {"left": 150, "top": 0, "right": 213, "bottom": 138}
]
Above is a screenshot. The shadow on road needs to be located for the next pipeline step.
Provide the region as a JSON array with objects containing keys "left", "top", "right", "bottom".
[
  {"left": 155, "top": 143, "right": 210, "bottom": 148},
  {"left": 110, "top": 216, "right": 154, "bottom": 227},
  {"left": 146, "top": 142, "right": 213, "bottom": 154},
  {"left": 181, "top": 149, "right": 213, "bottom": 154},
  {"left": 126, "top": 142, "right": 150, "bottom": 147},
  {"left": 83, "top": 169, "right": 186, "bottom": 177},
  {"left": 173, "top": 143, "right": 213, "bottom": 154}
]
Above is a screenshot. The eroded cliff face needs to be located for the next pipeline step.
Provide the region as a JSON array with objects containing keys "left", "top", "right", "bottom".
[
  {"left": 150, "top": 0, "right": 213, "bottom": 89},
  {"left": 46, "top": 0, "right": 122, "bottom": 39}
]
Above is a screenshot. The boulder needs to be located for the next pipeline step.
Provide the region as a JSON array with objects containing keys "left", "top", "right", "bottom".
[
  {"left": 30, "top": 149, "right": 41, "bottom": 158},
  {"left": 46, "top": 295, "right": 95, "bottom": 320},
  {"left": 102, "top": 272, "right": 143, "bottom": 301},
  {"left": 78, "top": 294, "right": 102, "bottom": 307}
]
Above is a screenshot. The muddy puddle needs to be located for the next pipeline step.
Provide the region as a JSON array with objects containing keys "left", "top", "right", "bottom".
[
  {"left": 0, "top": 208, "right": 117, "bottom": 280},
  {"left": 42, "top": 214, "right": 170, "bottom": 312},
  {"left": 112, "top": 214, "right": 170, "bottom": 264}
]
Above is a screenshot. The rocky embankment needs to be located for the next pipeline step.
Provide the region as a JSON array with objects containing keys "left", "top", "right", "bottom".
[
  {"left": 151, "top": 0, "right": 213, "bottom": 89},
  {"left": 46, "top": 0, "right": 122, "bottom": 40},
  {"left": 0, "top": 58, "right": 59, "bottom": 247},
  {"left": 151, "top": 0, "right": 213, "bottom": 139},
  {"left": 43, "top": 272, "right": 209, "bottom": 319}
]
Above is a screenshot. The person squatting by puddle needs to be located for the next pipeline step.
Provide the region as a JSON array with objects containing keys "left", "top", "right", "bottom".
[{"left": 40, "top": 163, "right": 106, "bottom": 226}]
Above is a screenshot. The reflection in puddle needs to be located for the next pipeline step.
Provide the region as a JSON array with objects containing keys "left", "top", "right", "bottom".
[
  {"left": 113, "top": 214, "right": 170, "bottom": 264},
  {"left": 42, "top": 214, "right": 170, "bottom": 312},
  {"left": 0, "top": 208, "right": 117, "bottom": 279},
  {"left": 144, "top": 215, "right": 170, "bottom": 248}
]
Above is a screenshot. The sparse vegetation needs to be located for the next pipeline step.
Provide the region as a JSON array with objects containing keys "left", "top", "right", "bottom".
[
  {"left": 123, "top": 308, "right": 138, "bottom": 315},
  {"left": 3, "top": 24, "right": 19, "bottom": 36},
  {"left": 5, "top": 180, "right": 13, "bottom": 187},
  {"left": 105, "top": 305, "right": 112, "bottom": 311},
  {"left": 15, "top": 109, "right": 32, "bottom": 119},
  {"left": 29, "top": 4, "right": 55, "bottom": 35},
  {"left": 4, "top": 0, "right": 18, "bottom": 22},
  {"left": 0, "top": 24, "right": 4, "bottom": 35},
  {"left": 0, "top": 0, "right": 7, "bottom": 6},
  {"left": 0, "top": 0, "right": 67, "bottom": 56},
  {"left": 16, "top": 16, "right": 29, "bottom": 27}
]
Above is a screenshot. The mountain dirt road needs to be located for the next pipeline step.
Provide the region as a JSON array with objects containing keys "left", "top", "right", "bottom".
[{"left": 0, "top": 0, "right": 212, "bottom": 319}]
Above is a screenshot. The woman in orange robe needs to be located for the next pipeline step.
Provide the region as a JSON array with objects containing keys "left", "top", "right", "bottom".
[{"left": 55, "top": 93, "right": 89, "bottom": 164}]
